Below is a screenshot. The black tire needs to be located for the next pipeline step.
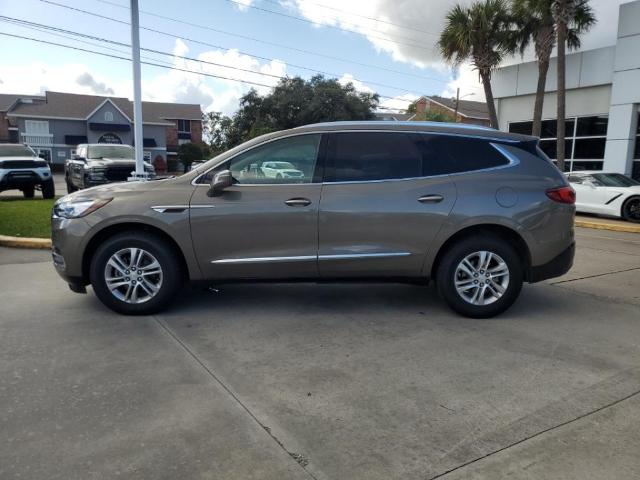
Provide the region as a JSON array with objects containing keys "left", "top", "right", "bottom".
[
  {"left": 41, "top": 178, "right": 55, "bottom": 199},
  {"left": 89, "top": 232, "right": 183, "bottom": 315},
  {"left": 66, "top": 177, "right": 77, "bottom": 194},
  {"left": 436, "top": 235, "right": 524, "bottom": 318},
  {"left": 621, "top": 196, "right": 640, "bottom": 223},
  {"left": 22, "top": 186, "right": 35, "bottom": 198}
]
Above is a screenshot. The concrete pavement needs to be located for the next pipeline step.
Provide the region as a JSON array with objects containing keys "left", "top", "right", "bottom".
[{"left": 0, "top": 227, "right": 639, "bottom": 479}]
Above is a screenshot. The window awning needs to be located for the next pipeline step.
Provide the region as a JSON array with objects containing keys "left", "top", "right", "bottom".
[
  {"left": 89, "top": 122, "right": 130, "bottom": 132},
  {"left": 65, "top": 135, "right": 87, "bottom": 145}
]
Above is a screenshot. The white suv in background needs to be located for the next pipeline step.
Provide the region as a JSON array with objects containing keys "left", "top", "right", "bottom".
[{"left": 0, "top": 144, "right": 55, "bottom": 198}]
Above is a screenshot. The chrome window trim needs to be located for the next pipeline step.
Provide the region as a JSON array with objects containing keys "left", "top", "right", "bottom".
[
  {"left": 210, "top": 252, "right": 411, "bottom": 264},
  {"left": 192, "top": 129, "right": 522, "bottom": 187}
]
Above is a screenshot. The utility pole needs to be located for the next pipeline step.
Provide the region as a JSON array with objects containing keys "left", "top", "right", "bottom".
[
  {"left": 128, "top": 0, "right": 148, "bottom": 181},
  {"left": 453, "top": 87, "right": 460, "bottom": 122}
]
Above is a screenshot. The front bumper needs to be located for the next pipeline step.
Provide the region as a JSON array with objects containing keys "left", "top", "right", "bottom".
[
  {"left": 0, "top": 168, "right": 51, "bottom": 190},
  {"left": 51, "top": 214, "right": 92, "bottom": 290},
  {"left": 528, "top": 242, "right": 575, "bottom": 283}
]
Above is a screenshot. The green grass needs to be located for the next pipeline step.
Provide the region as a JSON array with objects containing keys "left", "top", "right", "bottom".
[{"left": 0, "top": 198, "right": 55, "bottom": 238}]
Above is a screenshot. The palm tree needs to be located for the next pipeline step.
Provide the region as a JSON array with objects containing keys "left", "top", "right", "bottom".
[
  {"left": 552, "top": 0, "right": 595, "bottom": 171},
  {"left": 439, "top": 0, "right": 514, "bottom": 129},
  {"left": 511, "top": 0, "right": 595, "bottom": 140}
]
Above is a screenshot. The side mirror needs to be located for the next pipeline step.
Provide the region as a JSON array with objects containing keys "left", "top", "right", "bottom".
[{"left": 207, "top": 169, "right": 233, "bottom": 197}]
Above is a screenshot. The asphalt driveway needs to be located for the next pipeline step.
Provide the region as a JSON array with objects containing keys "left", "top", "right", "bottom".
[{"left": 0, "top": 227, "right": 639, "bottom": 479}]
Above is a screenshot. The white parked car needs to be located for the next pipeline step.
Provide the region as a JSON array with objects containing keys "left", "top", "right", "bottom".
[
  {"left": 566, "top": 171, "right": 640, "bottom": 223},
  {"left": 260, "top": 161, "right": 305, "bottom": 180}
]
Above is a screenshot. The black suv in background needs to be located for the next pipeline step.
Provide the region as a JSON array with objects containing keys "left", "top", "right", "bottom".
[
  {"left": 0, "top": 144, "right": 55, "bottom": 198},
  {"left": 65, "top": 144, "right": 155, "bottom": 193}
]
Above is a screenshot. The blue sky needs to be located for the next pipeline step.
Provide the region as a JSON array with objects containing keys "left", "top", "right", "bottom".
[{"left": 0, "top": 0, "right": 626, "bottom": 114}]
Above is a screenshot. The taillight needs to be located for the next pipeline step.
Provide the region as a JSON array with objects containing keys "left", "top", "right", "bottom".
[{"left": 546, "top": 186, "right": 576, "bottom": 204}]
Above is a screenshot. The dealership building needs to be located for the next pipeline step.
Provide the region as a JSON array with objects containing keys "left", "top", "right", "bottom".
[{"left": 493, "top": 0, "right": 640, "bottom": 179}]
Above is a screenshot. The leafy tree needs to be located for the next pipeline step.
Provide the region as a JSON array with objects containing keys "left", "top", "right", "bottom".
[
  {"left": 439, "top": 0, "right": 514, "bottom": 129},
  {"left": 202, "top": 75, "right": 379, "bottom": 152},
  {"left": 177, "top": 142, "right": 205, "bottom": 171},
  {"left": 512, "top": 0, "right": 595, "bottom": 138}
]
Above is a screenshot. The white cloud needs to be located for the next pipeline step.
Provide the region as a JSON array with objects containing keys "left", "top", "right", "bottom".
[
  {"left": 233, "top": 0, "right": 256, "bottom": 11},
  {"left": 0, "top": 40, "right": 288, "bottom": 117},
  {"left": 0, "top": 62, "right": 123, "bottom": 97},
  {"left": 141, "top": 40, "right": 287, "bottom": 115},
  {"left": 440, "top": 63, "right": 485, "bottom": 101},
  {"left": 338, "top": 73, "right": 375, "bottom": 94},
  {"left": 379, "top": 93, "right": 419, "bottom": 112}
]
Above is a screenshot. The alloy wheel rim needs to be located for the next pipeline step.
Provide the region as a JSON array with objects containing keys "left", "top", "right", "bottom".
[
  {"left": 454, "top": 251, "right": 510, "bottom": 306},
  {"left": 104, "top": 248, "right": 163, "bottom": 304}
]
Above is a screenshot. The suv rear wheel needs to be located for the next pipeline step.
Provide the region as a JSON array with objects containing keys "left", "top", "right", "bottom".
[
  {"left": 436, "top": 235, "right": 523, "bottom": 318},
  {"left": 90, "top": 232, "right": 183, "bottom": 315}
]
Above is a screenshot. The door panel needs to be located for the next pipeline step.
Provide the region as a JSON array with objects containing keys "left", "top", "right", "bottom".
[
  {"left": 319, "top": 131, "right": 456, "bottom": 278},
  {"left": 189, "top": 133, "right": 323, "bottom": 280},
  {"left": 190, "top": 184, "right": 321, "bottom": 279},
  {"left": 318, "top": 177, "right": 456, "bottom": 277}
]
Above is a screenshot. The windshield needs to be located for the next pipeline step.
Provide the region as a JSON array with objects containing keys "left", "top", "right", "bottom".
[
  {"left": 591, "top": 173, "right": 640, "bottom": 187},
  {"left": 0, "top": 145, "right": 36, "bottom": 157},
  {"left": 87, "top": 145, "right": 135, "bottom": 159}
]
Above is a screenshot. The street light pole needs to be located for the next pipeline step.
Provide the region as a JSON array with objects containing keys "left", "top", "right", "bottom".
[
  {"left": 128, "top": 0, "right": 147, "bottom": 181},
  {"left": 453, "top": 87, "right": 460, "bottom": 122}
]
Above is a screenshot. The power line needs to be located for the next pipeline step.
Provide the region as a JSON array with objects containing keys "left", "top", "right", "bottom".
[
  {"left": 1, "top": 15, "right": 425, "bottom": 100},
  {"left": 267, "top": 0, "right": 438, "bottom": 36},
  {"left": 218, "top": 0, "right": 434, "bottom": 46},
  {"left": 0, "top": 31, "right": 416, "bottom": 107},
  {"left": 0, "top": 31, "right": 278, "bottom": 89},
  {"left": 40, "top": 0, "right": 449, "bottom": 83}
]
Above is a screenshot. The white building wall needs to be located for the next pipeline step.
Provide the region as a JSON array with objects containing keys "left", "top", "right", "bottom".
[
  {"left": 605, "top": 0, "right": 640, "bottom": 174},
  {"left": 493, "top": 0, "right": 640, "bottom": 176},
  {"left": 496, "top": 86, "right": 612, "bottom": 132}
]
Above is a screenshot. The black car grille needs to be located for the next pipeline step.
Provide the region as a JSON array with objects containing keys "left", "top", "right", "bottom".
[
  {"left": 0, "top": 160, "right": 47, "bottom": 168},
  {"left": 105, "top": 166, "right": 133, "bottom": 181}
]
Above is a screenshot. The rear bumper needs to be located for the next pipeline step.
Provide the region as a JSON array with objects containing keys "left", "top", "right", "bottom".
[{"left": 528, "top": 242, "right": 575, "bottom": 283}]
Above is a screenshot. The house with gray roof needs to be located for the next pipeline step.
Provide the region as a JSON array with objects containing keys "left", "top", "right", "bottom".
[{"left": 1, "top": 91, "right": 203, "bottom": 168}]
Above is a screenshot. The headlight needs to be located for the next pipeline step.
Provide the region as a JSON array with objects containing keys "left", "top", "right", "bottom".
[{"left": 53, "top": 198, "right": 112, "bottom": 219}]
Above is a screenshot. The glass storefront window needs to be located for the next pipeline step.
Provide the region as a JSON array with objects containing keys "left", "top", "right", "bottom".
[{"left": 508, "top": 115, "right": 608, "bottom": 171}]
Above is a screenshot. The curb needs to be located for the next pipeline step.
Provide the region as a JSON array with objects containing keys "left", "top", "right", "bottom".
[
  {"left": 575, "top": 219, "right": 640, "bottom": 234},
  {"left": 0, "top": 234, "right": 51, "bottom": 249}
]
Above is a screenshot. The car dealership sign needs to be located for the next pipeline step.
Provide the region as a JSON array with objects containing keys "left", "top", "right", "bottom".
[{"left": 98, "top": 133, "right": 123, "bottom": 144}]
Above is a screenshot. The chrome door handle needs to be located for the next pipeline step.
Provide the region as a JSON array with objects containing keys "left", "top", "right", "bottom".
[
  {"left": 418, "top": 194, "right": 444, "bottom": 204},
  {"left": 285, "top": 198, "right": 312, "bottom": 207}
]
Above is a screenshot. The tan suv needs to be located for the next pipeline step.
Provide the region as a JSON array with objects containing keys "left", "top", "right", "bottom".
[{"left": 51, "top": 122, "right": 576, "bottom": 318}]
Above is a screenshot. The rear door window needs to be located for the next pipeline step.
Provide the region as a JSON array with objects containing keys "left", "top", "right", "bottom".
[{"left": 324, "top": 132, "right": 423, "bottom": 182}]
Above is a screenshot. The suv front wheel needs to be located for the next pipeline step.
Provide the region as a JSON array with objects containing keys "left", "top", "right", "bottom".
[
  {"left": 90, "top": 232, "right": 183, "bottom": 315},
  {"left": 436, "top": 235, "right": 523, "bottom": 318}
]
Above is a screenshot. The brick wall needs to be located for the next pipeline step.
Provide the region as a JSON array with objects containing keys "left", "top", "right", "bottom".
[
  {"left": 166, "top": 121, "right": 178, "bottom": 148},
  {"left": 412, "top": 98, "right": 490, "bottom": 126},
  {"left": 190, "top": 120, "right": 203, "bottom": 144}
]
